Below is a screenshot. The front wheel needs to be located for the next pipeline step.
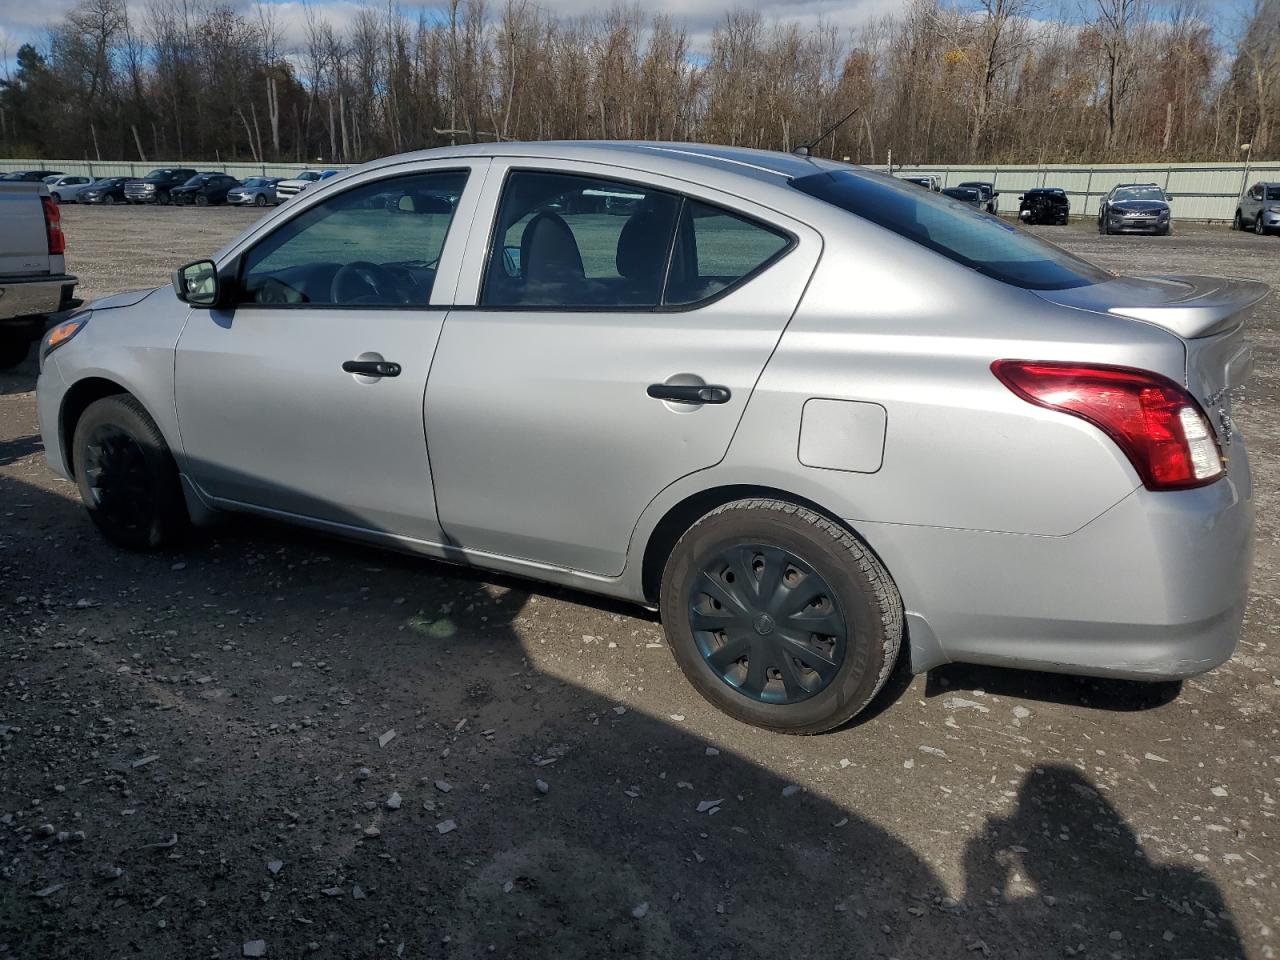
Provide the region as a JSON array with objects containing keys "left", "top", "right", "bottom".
[
  {"left": 1255, "top": 215, "right": 1267, "bottom": 236},
  {"left": 195, "top": 193, "right": 208, "bottom": 206},
  {"left": 157, "top": 191, "right": 170, "bottom": 206},
  {"left": 72, "top": 394, "right": 189, "bottom": 551},
  {"left": 660, "top": 499, "right": 902, "bottom": 734},
  {"left": 255, "top": 194, "right": 267, "bottom": 207}
]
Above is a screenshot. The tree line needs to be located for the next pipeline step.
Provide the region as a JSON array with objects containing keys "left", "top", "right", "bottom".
[{"left": 1, "top": 0, "right": 1278, "bottom": 166}]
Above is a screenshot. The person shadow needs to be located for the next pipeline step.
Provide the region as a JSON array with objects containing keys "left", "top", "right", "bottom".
[
  {"left": 0, "top": 457, "right": 1248, "bottom": 960},
  {"left": 963, "top": 766, "right": 1245, "bottom": 959}
]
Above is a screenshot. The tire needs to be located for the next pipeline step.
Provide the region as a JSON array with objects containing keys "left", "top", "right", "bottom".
[
  {"left": 659, "top": 499, "right": 903, "bottom": 734},
  {"left": 0, "top": 336, "right": 31, "bottom": 370},
  {"left": 255, "top": 194, "right": 267, "bottom": 207},
  {"left": 195, "top": 193, "right": 208, "bottom": 207},
  {"left": 158, "top": 191, "right": 170, "bottom": 206},
  {"left": 51, "top": 192, "right": 61, "bottom": 203},
  {"left": 1255, "top": 215, "right": 1266, "bottom": 236},
  {"left": 1233, "top": 211, "right": 1243, "bottom": 230},
  {"left": 103, "top": 195, "right": 114, "bottom": 205},
  {"left": 72, "top": 394, "right": 189, "bottom": 551}
]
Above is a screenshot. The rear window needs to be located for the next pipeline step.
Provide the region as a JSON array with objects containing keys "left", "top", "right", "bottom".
[{"left": 792, "top": 170, "right": 1110, "bottom": 291}]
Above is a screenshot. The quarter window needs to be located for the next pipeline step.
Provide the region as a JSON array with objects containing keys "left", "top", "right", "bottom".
[
  {"left": 665, "top": 201, "right": 790, "bottom": 306},
  {"left": 238, "top": 170, "right": 468, "bottom": 307}
]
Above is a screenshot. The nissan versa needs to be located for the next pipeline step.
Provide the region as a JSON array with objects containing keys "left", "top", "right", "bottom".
[{"left": 36, "top": 143, "right": 1262, "bottom": 733}]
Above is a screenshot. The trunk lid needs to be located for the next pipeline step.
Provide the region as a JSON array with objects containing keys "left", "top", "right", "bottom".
[
  {"left": 1036, "top": 274, "right": 1268, "bottom": 438},
  {"left": 0, "top": 182, "right": 52, "bottom": 277}
]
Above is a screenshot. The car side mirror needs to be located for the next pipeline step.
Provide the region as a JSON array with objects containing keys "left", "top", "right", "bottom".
[
  {"left": 1165, "top": 193, "right": 1174, "bottom": 203},
  {"left": 993, "top": 191, "right": 1000, "bottom": 198},
  {"left": 173, "top": 259, "right": 221, "bottom": 307}
]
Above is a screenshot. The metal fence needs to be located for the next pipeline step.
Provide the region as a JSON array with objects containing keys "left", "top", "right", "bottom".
[
  {"left": 4, "top": 156, "right": 1279, "bottom": 222},
  {"left": 886, "top": 161, "right": 1280, "bottom": 222},
  {"left": 0, "top": 159, "right": 356, "bottom": 181}
]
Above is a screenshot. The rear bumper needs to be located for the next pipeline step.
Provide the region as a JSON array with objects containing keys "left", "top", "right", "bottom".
[
  {"left": 0, "top": 274, "right": 78, "bottom": 323},
  {"left": 867, "top": 443, "right": 1253, "bottom": 681}
]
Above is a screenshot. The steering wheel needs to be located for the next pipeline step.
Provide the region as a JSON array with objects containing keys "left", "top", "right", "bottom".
[{"left": 330, "top": 261, "right": 401, "bottom": 304}]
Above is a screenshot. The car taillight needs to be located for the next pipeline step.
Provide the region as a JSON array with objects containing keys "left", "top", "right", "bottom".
[
  {"left": 992, "top": 360, "right": 1224, "bottom": 490},
  {"left": 41, "top": 196, "right": 66, "bottom": 255}
]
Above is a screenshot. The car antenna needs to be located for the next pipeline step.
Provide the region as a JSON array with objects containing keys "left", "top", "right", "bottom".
[{"left": 792, "top": 106, "right": 862, "bottom": 159}]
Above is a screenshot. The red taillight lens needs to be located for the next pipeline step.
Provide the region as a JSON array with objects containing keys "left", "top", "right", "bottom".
[
  {"left": 41, "top": 195, "right": 66, "bottom": 255},
  {"left": 992, "top": 360, "right": 1224, "bottom": 490}
]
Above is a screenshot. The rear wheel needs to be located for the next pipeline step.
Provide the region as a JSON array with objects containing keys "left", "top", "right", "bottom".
[
  {"left": 660, "top": 499, "right": 902, "bottom": 734},
  {"left": 1233, "top": 211, "right": 1243, "bottom": 230},
  {"left": 72, "top": 395, "right": 189, "bottom": 551}
]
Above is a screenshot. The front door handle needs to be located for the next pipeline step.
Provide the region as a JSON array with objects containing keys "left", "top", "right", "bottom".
[
  {"left": 343, "top": 359, "right": 401, "bottom": 378},
  {"left": 647, "top": 383, "right": 731, "bottom": 405}
]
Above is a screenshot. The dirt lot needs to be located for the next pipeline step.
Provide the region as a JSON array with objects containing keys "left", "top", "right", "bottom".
[{"left": 1, "top": 207, "right": 1277, "bottom": 959}]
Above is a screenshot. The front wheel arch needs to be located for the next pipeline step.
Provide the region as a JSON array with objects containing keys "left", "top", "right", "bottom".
[{"left": 60, "top": 377, "right": 133, "bottom": 477}]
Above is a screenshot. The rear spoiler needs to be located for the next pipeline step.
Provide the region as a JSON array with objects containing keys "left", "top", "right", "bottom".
[{"left": 1106, "top": 275, "right": 1269, "bottom": 339}]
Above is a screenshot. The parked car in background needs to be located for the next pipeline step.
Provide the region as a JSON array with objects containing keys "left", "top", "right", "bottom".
[
  {"left": 1019, "top": 187, "right": 1070, "bottom": 225},
  {"left": 2, "top": 170, "right": 64, "bottom": 182},
  {"left": 1234, "top": 182, "right": 1280, "bottom": 236},
  {"left": 941, "top": 186, "right": 984, "bottom": 208},
  {"left": 79, "top": 177, "right": 135, "bottom": 205},
  {"left": 44, "top": 174, "right": 97, "bottom": 203},
  {"left": 124, "top": 167, "right": 199, "bottom": 205},
  {"left": 170, "top": 173, "right": 242, "bottom": 206},
  {"left": 273, "top": 170, "right": 326, "bottom": 202},
  {"left": 0, "top": 180, "right": 78, "bottom": 368},
  {"left": 226, "top": 177, "right": 282, "bottom": 206},
  {"left": 35, "top": 142, "right": 1262, "bottom": 734},
  {"left": 957, "top": 180, "right": 998, "bottom": 214},
  {"left": 1098, "top": 183, "right": 1172, "bottom": 235},
  {"left": 898, "top": 175, "right": 940, "bottom": 191}
]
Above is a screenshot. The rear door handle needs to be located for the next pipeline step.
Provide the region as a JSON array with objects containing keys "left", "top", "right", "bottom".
[
  {"left": 343, "top": 359, "right": 401, "bottom": 378},
  {"left": 646, "top": 383, "right": 731, "bottom": 405}
]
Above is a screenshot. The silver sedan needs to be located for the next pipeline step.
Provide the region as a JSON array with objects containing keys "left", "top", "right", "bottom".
[{"left": 35, "top": 142, "right": 1262, "bottom": 733}]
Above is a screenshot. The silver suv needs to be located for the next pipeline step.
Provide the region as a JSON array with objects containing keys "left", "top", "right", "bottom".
[
  {"left": 36, "top": 143, "right": 1262, "bottom": 733},
  {"left": 1235, "top": 181, "right": 1280, "bottom": 235}
]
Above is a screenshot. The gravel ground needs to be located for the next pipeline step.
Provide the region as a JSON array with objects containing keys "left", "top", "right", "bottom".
[{"left": 1, "top": 208, "right": 1277, "bottom": 959}]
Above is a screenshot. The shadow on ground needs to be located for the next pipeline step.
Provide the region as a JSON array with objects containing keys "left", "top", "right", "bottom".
[{"left": 0, "top": 432, "right": 1245, "bottom": 959}]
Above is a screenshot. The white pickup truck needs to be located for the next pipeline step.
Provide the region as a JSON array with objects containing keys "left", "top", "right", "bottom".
[{"left": 0, "top": 181, "right": 79, "bottom": 368}]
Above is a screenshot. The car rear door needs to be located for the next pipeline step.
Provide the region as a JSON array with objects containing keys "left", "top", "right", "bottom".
[
  {"left": 174, "top": 160, "right": 489, "bottom": 542},
  {"left": 424, "top": 159, "right": 821, "bottom": 576}
]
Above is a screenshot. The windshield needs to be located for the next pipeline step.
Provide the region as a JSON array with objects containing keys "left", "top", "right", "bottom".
[
  {"left": 242, "top": 178, "right": 265, "bottom": 187},
  {"left": 1112, "top": 185, "right": 1165, "bottom": 202},
  {"left": 792, "top": 169, "right": 1111, "bottom": 291},
  {"left": 958, "top": 183, "right": 992, "bottom": 198},
  {"left": 943, "top": 189, "right": 978, "bottom": 200},
  {"left": 184, "top": 175, "right": 210, "bottom": 186},
  {"left": 297, "top": 172, "right": 321, "bottom": 181}
]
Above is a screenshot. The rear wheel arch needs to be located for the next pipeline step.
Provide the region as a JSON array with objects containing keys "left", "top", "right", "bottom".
[{"left": 639, "top": 483, "right": 897, "bottom": 606}]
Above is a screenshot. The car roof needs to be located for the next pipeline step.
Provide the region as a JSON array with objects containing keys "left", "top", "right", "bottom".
[
  {"left": 1114, "top": 182, "right": 1160, "bottom": 187},
  {"left": 354, "top": 141, "right": 848, "bottom": 192}
]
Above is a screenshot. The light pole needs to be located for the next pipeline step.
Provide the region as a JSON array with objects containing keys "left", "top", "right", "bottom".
[{"left": 1239, "top": 142, "right": 1253, "bottom": 204}]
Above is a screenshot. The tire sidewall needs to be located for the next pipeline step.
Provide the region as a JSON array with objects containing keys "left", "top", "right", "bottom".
[
  {"left": 661, "top": 506, "right": 891, "bottom": 733},
  {"left": 72, "top": 397, "right": 185, "bottom": 550}
]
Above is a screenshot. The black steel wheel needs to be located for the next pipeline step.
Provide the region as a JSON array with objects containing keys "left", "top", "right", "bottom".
[
  {"left": 102, "top": 194, "right": 114, "bottom": 205},
  {"left": 661, "top": 499, "right": 902, "bottom": 734},
  {"left": 72, "top": 394, "right": 189, "bottom": 551},
  {"left": 255, "top": 194, "right": 268, "bottom": 207},
  {"left": 688, "top": 544, "right": 846, "bottom": 705}
]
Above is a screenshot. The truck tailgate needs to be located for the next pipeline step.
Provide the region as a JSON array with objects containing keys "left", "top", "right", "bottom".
[{"left": 0, "top": 183, "right": 51, "bottom": 276}]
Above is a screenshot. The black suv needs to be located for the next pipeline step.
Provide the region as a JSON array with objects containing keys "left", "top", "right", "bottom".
[
  {"left": 170, "top": 173, "right": 242, "bottom": 206},
  {"left": 1018, "top": 188, "right": 1070, "bottom": 225},
  {"left": 123, "top": 167, "right": 199, "bottom": 205}
]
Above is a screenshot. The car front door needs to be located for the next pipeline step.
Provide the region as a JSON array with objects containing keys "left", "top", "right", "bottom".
[
  {"left": 424, "top": 161, "right": 821, "bottom": 576},
  {"left": 1243, "top": 184, "right": 1262, "bottom": 224},
  {"left": 174, "top": 160, "right": 488, "bottom": 542}
]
